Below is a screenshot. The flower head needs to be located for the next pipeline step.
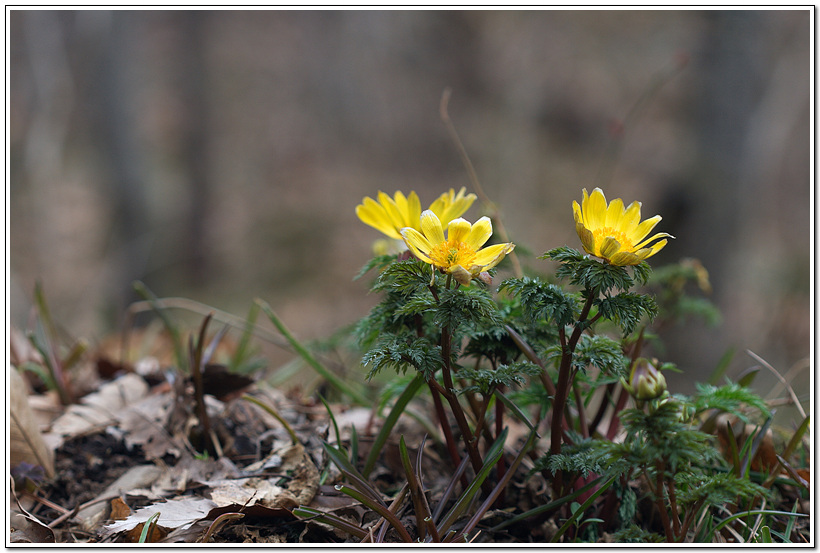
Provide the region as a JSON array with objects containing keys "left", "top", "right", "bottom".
[
  {"left": 356, "top": 190, "right": 422, "bottom": 240},
  {"left": 356, "top": 187, "right": 477, "bottom": 241},
  {"left": 400, "top": 210, "right": 515, "bottom": 286},
  {"left": 572, "top": 187, "right": 673, "bottom": 266},
  {"left": 623, "top": 358, "right": 667, "bottom": 402}
]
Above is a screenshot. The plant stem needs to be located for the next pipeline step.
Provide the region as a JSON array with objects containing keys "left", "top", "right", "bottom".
[
  {"left": 428, "top": 379, "right": 468, "bottom": 490},
  {"left": 666, "top": 478, "right": 682, "bottom": 538},
  {"left": 653, "top": 469, "right": 675, "bottom": 542},
  {"left": 551, "top": 289, "right": 596, "bottom": 464}
]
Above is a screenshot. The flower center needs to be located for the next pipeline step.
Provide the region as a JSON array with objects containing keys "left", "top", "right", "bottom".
[
  {"left": 593, "top": 227, "right": 634, "bottom": 251},
  {"left": 429, "top": 240, "right": 477, "bottom": 269}
]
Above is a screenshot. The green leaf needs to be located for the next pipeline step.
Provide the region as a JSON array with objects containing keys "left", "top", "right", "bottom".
[
  {"left": 361, "top": 333, "right": 442, "bottom": 380},
  {"left": 595, "top": 292, "right": 658, "bottom": 336},
  {"left": 499, "top": 277, "right": 579, "bottom": 327}
]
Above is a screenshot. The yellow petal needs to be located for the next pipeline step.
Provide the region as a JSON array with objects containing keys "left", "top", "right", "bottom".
[
  {"left": 605, "top": 198, "right": 625, "bottom": 229},
  {"left": 576, "top": 222, "right": 595, "bottom": 255},
  {"left": 472, "top": 242, "right": 515, "bottom": 272},
  {"left": 449, "top": 265, "right": 474, "bottom": 286},
  {"left": 585, "top": 188, "right": 607, "bottom": 229},
  {"left": 572, "top": 200, "right": 583, "bottom": 223},
  {"left": 638, "top": 238, "right": 669, "bottom": 259},
  {"left": 378, "top": 191, "right": 404, "bottom": 228},
  {"left": 447, "top": 218, "right": 471, "bottom": 244},
  {"left": 393, "top": 191, "right": 411, "bottom": 225},
  {"left": 599, "top": 236, "right": 622, "bottom": 259},
  {"left": 629, "top": 215, "right": 662, "bottom": 244},
  {"left": 400, "top": 227, "right": 433, "bottom": 262},
  {"left": 419, "top": 210, "right": 445, "bottom": 244},
  {"left": 406, "top": 191, "right": 421, "bottom": 228},
  {"left": 620, "top": 201, "right": 642, "bottom": 233},
  {"left": 609, "top": 251, "right": 641, "bottom": 266},
  {"left": 357, "top": 197, "right": 401, "bottom": 239},
  {"left": 464, "top": 216, "right": 493, "bottom": 250},
  {"left": 633, "top": 232, "right": 674, "bottom": 251}
]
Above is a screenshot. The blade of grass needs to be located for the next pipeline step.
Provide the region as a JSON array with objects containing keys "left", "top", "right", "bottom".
[
  {"left": 399, "top": 435, "right": 430, "bottom": 541},
  {"left": 138, "top": 512, "right": 162, "bottom": 543},
  {"left": 775, "top": 454, "right": 809, "bottom": 490},
  {"left": 200, "top": 512, "right": 244, "bottom": 543},
  {"left": 707, "top": 347, "right": 735, "bottom": 386},
  {"left": 783, "top": 500, "right": 800, "bottom": 541},
  {"left": 229, "top": 302, "right": 261, "bottom": 374},
  {"left": 490, "top": 475, "right": 606, "bottom": 532},
  {"left": 741, "top": 415, "right": 774, "bottom": 479},
  {"left": 711, "top": 509, "right": 808, "bottom": 538},
  {"left": 257, "top": 299, "right": 369, "bottom": 405},
  {"left": 318, "top": 394, "right": 342, "bottom": 448},
  {"left": 550, "top": 474, "right": 618, "bottom": 543},
  {"left": 242, "top": 394, "right": 298, "bottom": 445},
  {"left": 322, "top": 442, "right": 385, "bottom": 507},
  {"left": 746, "top": 349, "right": 806, "bottom": 419},
  {"left": 362, "top": 373, "right": 425, "bottom": 478},
  {"left": 725, "top": 421, "right": 741, "bottom": 477},
  {"left": 437, "top": 427, "right": 508, "bottom": 535},
  {"left": 335, "top": 484, "right": 413, "bottom": 542},
  {"left": 494, "top": 389, "right": 539, "bottom": 434},
  {"left": 350, "top": 424, "right": 360, "bottom": 468},
  {"left": 457, "top": 428, "right": 538, "bottom": 540},
  {"left": 293, "top": 506, "right": 369, "bottom": 540},
  {"left": 133, "top": 281, "right": 186, "bottom": 370}
]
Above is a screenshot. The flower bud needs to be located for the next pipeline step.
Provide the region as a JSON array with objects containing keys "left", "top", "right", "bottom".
[{"left": 626, "top": 358, "right": 667, "bottom": 401}]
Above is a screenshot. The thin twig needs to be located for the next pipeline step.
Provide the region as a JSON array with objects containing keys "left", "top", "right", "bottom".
[{"left": 439, "top": 88, "right": 522, "bottom": 278}]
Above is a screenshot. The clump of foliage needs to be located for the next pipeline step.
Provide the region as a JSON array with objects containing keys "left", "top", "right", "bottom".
[{"left": 296, "top": 184, "right": 809, "bottom": 544}]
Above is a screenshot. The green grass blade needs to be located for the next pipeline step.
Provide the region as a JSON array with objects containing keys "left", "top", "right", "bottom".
[
  {"left": 711, "top": 509, "right": 808, "bottom": 538},
  {"left": 362, "top": 373, "right": 425, "bottom": 478},
  {"left": 335, "top": 484, "right": 413, "bottom": 542},
  {"left": 293, "top": 506, "right": 369, "bottom": 540},
  {"left": 550, "top": 474, "right": 618, "bottom": 542},
  {"left": 229, "top": 302, "right": 261, "bottom": 374},
  {"left": 133, "top": 281, "right": 186, "bottom": 371},
  {"left": 138, "top": 512, "right": 162, "bottom": 543},
  {"left": 257, "top": 299, "right": 369, "bottom": 405},
  {"left": 438, "top": 427, "right": 508, "bottom": 535}
]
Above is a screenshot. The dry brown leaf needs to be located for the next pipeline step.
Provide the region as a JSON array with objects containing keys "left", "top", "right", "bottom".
[
  {"left": 206, "top": 442, "right": 319, "bottom": 511},
  {"left": 46, "top": 373, "right": 149, "bottom": 445},
  {"left": 9, "top": 367, "right": 55, "bottom": 477},
  {"left": 110, "top": 497, "right": 132, "bottom": 521},
  {"left": 114, "top": 391, "right": 181, "bottom": 460},
  {"left": 76, "top": 464, "right": 164, "bottom": 532}
]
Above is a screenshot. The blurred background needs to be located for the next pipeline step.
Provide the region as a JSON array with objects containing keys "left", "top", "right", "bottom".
[{"left": 8, "top": 9, "right": 811, "bottom": 395}]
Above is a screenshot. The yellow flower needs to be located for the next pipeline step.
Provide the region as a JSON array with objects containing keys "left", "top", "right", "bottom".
[
  {"left": 572, "top": 187, "right": 674, "bottom": 266},
  {"left": 400, "top": 210, "right": 515, "bottom": 286},
  {"left": 356, "top": 188, "right": 477, "bottom": 241},
  {"left": 428, "top": 187, "right": 477, "bottom": 226},
  {"left": 356, "top": 190, "right": 422, "bottom": 240}
]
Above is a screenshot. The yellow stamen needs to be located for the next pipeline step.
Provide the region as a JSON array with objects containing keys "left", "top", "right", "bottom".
[
  {"left": 429, "top": 240, "right": 477, "bottom": 270},
  {"left": 593, "top": 227, "right": 633, "bottom": 250}
]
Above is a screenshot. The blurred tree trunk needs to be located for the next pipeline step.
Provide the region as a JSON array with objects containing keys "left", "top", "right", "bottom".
[
  {"left": 96, "top": 11, "right": 152, "bottom": 309},
  {"left": 176, "top": 10, "right": 211, "bottom": 286}
]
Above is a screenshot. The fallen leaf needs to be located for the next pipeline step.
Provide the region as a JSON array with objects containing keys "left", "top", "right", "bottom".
[
  {"left": 9, "top": 367, "right": 55, "bottom": 477},
  {"left": 77, "top": 464, "right": 164, "bottom": 532},
  {"left": 110, "top": 497, "right": 132, "bottom": 521},
  {"left": 46, "top": 373, "right": 149, "bottom": 445},
  {"left": 101, "top": 496, "right": 218, "bottom": 537}
]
